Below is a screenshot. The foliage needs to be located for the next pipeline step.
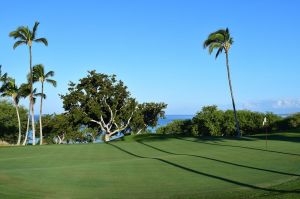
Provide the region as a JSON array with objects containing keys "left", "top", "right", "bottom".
[
  {"left": 0, "top": 100, "right": 28, "bottom": 143},
  {"left": 130, "top": 102, "right": 167, "bottom": 134},
  {"left": 203, "top": 28, "right": 233, "bottom": 58},
  {"left": 9, "top": 21, "right": 48, "bottom": 146},
  {"left": 203, "top": 28, "right": 241, "bottom": 137},
  {"left": 42, "top": 114, "right": 80, "bottom": 144},
  {"left": 277, "top": 113, "right": 300, "bottom": 130},
  {"left": 157, "top": 106, "right": 286, "bottom": 136},
  {"left": 9, "top": 21, "right": 48, "bottom": 49},
  {"left": 192, "top": 105, "right": 224, "bottom": 136},
  {"left": 32, "top": 64, "right": 57, "bottom": 145},
  {"left": 61, "top": 71, "right": 137, "bottom": 140},
  {"left": 156, "top": 119, "right": 193, "bottom": 135}
]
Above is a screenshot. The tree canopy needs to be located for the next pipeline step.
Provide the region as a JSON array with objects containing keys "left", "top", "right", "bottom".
[{"left": 61, "top": 70, "right": 167, "bottom": 142}]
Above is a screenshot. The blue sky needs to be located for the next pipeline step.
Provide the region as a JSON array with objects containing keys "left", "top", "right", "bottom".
[{"left": 0, "top": 0, "right": 300, "bottom": 114}]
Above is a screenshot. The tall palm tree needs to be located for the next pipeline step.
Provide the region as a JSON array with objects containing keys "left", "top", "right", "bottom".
[
  {"left": 9, "top": 22, "right": 48, "bottom": 145},
  {"left": 33, "top": 64, "right": 56, "bottom": 145},
  {"left": 0, "top": 78, "right": 26, "bottom": 145},
  {"left": 203, "top": 28, "right": 241, "bottom": 136}
]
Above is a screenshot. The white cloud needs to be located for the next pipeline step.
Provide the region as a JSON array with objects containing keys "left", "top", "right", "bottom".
[
  {"left": 236, "top": 98, "right": 300, "bottom": 114},
  {"left": 273, "top": 99, "right": 300, "bottom": 108}
]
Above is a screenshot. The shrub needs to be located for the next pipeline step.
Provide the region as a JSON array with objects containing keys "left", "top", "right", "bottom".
[
  {"left": 156, "top": 119, "right": 192, "bottom": 135},
  {"left": 277, "top": 113, "right": 300, "bottom": 130},
  {"left": 192, "top": 105, "right": 224, "bottom": 136}
]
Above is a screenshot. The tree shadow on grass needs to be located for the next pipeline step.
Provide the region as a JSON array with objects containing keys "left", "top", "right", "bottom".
[
  {"left": 250, "top": 134, "right": 300, "bottom": 142},
  {"left": 107, "top": 143, "right": 300, "bottom": 194},
  {"left": 136, "top": 140, "right": 300, "bottom": 177},
  {"left": 176, "top": 137, "right": 300, "bottom": 157}
]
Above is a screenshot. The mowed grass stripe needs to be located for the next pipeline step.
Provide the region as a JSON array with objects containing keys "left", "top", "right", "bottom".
[{"left": 0, "top": 133, "right": 299, "bottom": 198}]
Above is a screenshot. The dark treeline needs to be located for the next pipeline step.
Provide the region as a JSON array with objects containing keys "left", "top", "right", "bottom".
[{"left": 157, "top": 105, "right": 300, "bottom": 136}]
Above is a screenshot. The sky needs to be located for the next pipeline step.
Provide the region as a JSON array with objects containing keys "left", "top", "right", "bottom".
[{"left": 0, "top": 0, "right": 300, "bottom": 115}]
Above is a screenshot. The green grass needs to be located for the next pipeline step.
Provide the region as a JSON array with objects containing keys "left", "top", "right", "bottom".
[{"left": 0, "top": 132, "right": 300, "bottom": 199}]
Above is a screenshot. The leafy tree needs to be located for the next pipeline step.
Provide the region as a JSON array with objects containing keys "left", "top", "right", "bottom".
[
  {"left": 42, "top": 114, "right": 80, "bottom": 144},
  {"left": 61, "top": 71, "right": 137, "bottom": 142},
  {"left": 0, "top": 78, "right": 26, "bottom": 144},
  {"left": 131, "top": 102, "right": 167, "bottom": 134},
  {"left": 33, "top": 64, "right": 56, "bottom": 145},
  {"left": 192, "top": 105, "right": 224, "bottom": 136},
  {"left": 277, "top": 113, "right": 300, "bottom": 130},
  {"left": 9, "top": 21, "right": 48, "bottom": 145},
  {"left": 81, "top": 127, "right": 99, "bottom": 143},
  {"left": 203, "top": 28, "right": 241, "bottom": 136},
  {"left": 0, "top": 100, "right": 28, "bottom": 143},
  {"left": 264, "top": 112, "right": 281, "bottom": 131}
]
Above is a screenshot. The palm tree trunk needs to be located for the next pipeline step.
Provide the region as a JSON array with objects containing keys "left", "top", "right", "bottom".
[
  {"left": 22, "top": 102, "right": 31, "bottom": 145},
  {"left": 14, "top": 100, "right": 21, "bottom": 145},
  {"left": 29, "top": 45, "right": 36, "bottom": 145},
  {"left": 39, "top": 83, "right": 44, "bottom": 145},
  {"left": 31, "top": 97, "right": 36, "bottom": 145},
  {"left": 225, "top": 51, "right": 241, "bottom": 137}
]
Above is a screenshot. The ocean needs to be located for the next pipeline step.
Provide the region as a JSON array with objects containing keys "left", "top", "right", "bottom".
[{"left": 155, "top": 115, "right": 194, "bottom": 129}]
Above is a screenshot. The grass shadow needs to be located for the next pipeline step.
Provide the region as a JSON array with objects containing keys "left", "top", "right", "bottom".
[
  {"left": 250, "top": 134, "right": 300, "bottom": 142},
  {"left": 136, "top": 140, "right": 300, "bottom": 177},
  {"left": 108, "top": 142, "right": 300, "bottom": 194},
  {"left": 176, "top": 137, "right": 300, "bottom": 157}
]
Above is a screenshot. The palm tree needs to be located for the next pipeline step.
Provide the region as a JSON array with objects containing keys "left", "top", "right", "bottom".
[
  {"left": 33, "top": 64, "right": 56, "bottom": 145},
  {"left": 0, "top": 65, "right": 9, "bottom": 84},
  {"left": 19, "top": 82, "right": 40, "bottom": 145},
  {"left": 0, "top": 78, "right": 25, "bottom": 145},
  {"left": 9, "top": 22, "right": 48, "bottom": 145},
  {"left": 203, "top": 28, "right": 241, "bottom": 136}
]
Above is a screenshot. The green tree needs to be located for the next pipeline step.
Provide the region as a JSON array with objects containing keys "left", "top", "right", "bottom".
[
  {"left": 61, "top": 71, "right": 137, "bottom": 142},
  {"left": 203, "top": 28, "right": 241, "bottom": 136},
  {"left": 33, "top": 64, "right": 56, "bottom": 145},
  {"left": 192, "top": 105, "right": 224, "bottom": 136},
  {"left": 0, "top": 100, "right": 28, "bottom": 143},
  {"left": 131, "top": 102, "right": 167, "bottom": 134},
  {"left": 42, "top": 114, "right": 80, "bottom": 144},
  {"left": 9, "top": 21, "right": 48, "bottom": 145},
  {"left": 0, "top": 76, "right": 28, "bottom": 145}
]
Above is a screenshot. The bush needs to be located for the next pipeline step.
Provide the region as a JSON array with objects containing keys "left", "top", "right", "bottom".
[
  {"left": 277, "top": 113, "right": 300, "bottom": 130},
  {"left": 155, "top": 106, "right": 285, "bottom": 137},
  {"left": 156, "top": 119, "right": 193, "bottom": 135},
  {"left": 192, "top": 105, "right": 224, "bottom": 136}
]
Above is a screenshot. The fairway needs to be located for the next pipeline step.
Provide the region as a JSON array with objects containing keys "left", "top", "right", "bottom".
[{"left": 0, "top": 133, "right": 300, "bottom": 199}]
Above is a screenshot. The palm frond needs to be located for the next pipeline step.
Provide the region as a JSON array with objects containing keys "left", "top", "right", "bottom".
[
  {"left": 33, "top": 64, "right": 44, "bottom": 76},
  {"left": 9, "top": 27, "right": 27, "bottom": 40},
  {"left": 45, "top": 71, "right": 54, "bottom": 78},
  {"left": 229, "top": 37, "right": 234, "bottom": 45},
  {"left": 32, "top": 21, "right": 40, "bottom": 39},
  {"left": 34, "top": 38, "right": 48, "bottom": 46},
  {"left": 208, "top": 42, "right": 222, "bottom": 54},
  {"left": 13, "top": 40, "right": 26, "bottom": 49},
  {"left": 204, "top": 28, "right": 233, "bottom": 57},
  {"left": 215, "top": 48, "right": 223, "bottom": 59},
  {"left": 20, "top": 27, "right": 31, "bottom": 41},
  {"left": 46, "top": 79, "right": 57, "bottom": 87},
  {"left": 207, "top": 33, "right": 225, "bottom": 42},
  {"left": 35, "top": 92, "right": 46, "bottom": 99},
  {"left": 211, "top": 29, "right": 227, "bottom": 37},
  {"left": 19, "top": 83, "right": 31, "bottom": 97}
]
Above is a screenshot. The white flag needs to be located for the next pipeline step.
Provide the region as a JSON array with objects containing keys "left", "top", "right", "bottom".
[{"left": 263, "top": 117, "right": 267, "bottom": 126}]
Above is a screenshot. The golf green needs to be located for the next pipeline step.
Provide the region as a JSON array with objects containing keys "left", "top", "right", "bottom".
[{"left": 0, "top": 133, "right": 299, "bottom": 198}]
